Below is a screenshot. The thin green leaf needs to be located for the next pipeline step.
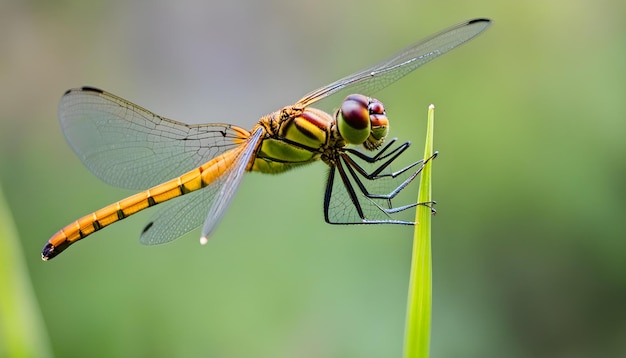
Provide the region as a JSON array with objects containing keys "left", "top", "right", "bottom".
[
  {"left": 403, "top": 104, "right": 435, "bottom": 358},
  {"left": 0, "top": 185, "right": 53, "bottom": 358}
]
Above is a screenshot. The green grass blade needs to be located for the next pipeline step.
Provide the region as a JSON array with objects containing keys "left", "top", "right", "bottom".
[
  {"left": 0, "top": 184, "right": 53, "bottom": 358},
  {"left": 403, "top": 104, "right": 435, "bottom": 358}
]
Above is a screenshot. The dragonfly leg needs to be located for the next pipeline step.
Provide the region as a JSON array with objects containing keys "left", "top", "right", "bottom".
[
  {"left": 323, "top": 141, "right": 437, "bottom": 224},
  {"left": 418, "top": 200, "right": 437, "bottom": 215},
  {"left": 345, "top": 139, "right": 416, "bottom": 178},
  {"left": 343, "top": 150, "right": 438, "bottom": 201}
]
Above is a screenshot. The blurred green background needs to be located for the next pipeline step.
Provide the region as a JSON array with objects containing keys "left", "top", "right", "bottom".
[{"left": 2, "top": 0, "right": 626, "bottom": 357}]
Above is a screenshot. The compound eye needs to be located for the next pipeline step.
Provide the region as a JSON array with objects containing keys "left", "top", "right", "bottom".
[
  {"left": 369, "top": 99, "right": 385, "bottom": 115},
  {"left": 338, "top": 94, "right": 371, "bottom": 145},
  {"left": 364, "top": 98, "right": 389, "bottom": 150}
]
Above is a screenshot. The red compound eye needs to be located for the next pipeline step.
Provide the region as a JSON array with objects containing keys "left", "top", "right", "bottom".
[
  {"left": 340, "top": 96, "right": 370, "bottom": 130},
  {"left": 369, "top": 98, "right": 385, "bottom": 115},
  {"left": 338, "top": 94, "right": 372, "bottom": 145}
]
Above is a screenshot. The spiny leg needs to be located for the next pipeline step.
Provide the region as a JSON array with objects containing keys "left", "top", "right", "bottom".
[
  {"left": 323, "top": 147, "right": 437, "bottom": 224},
  {"left": 342, "top": 151, "right": 438, "bottom": 201}
]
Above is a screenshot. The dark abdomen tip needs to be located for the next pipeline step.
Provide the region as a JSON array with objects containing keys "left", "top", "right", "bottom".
[
  {"left": 41, "top": 243, "right": 57, "bottom": 261},
  {"left": 41, "top": 240, "right": 72, "bottom": 261}
]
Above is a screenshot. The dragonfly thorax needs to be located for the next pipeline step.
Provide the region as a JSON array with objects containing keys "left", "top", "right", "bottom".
[{"left": 251, "top": 106, "right": 334, "bottom": 173}]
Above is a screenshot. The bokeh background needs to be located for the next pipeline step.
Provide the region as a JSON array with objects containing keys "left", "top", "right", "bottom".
[{"left": 2, "top": 0, "right": 626, "bottom": 357}]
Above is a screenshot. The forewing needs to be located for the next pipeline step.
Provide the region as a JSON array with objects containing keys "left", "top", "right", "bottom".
[
  {"left": 296, "top": 19, "right": 491, "bottom": 112},
  {"left": 200, "top": 127, "right": 265, "bottom": 242},
  {"left": 59, "top": 87, "right": 250, "bottom": 190}
]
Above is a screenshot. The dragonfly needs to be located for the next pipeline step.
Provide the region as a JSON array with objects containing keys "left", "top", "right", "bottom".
[{"left": 42, "top": 18, "right": 491, "bottom": 260}]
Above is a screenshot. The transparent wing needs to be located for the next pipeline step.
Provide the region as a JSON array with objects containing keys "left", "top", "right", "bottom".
[
  {"left": 139, "top": 127, "right": 264, "bottom": 245},
  {"left": 59, "top": 87, "right": 251, "bottom": 190},
  {"left": 296, "top": 18, "right": 491, "bottom": 112},
  {"left": 139, "top": 183, "right": 211, "bottom": 245},
  {"left": 199, "top": 127, "right": 265, "bottom": 242}
]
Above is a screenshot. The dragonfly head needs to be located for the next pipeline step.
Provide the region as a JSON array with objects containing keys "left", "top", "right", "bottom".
[{"left": 337, "top": 94, "right": 389, "bottom": 150}]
